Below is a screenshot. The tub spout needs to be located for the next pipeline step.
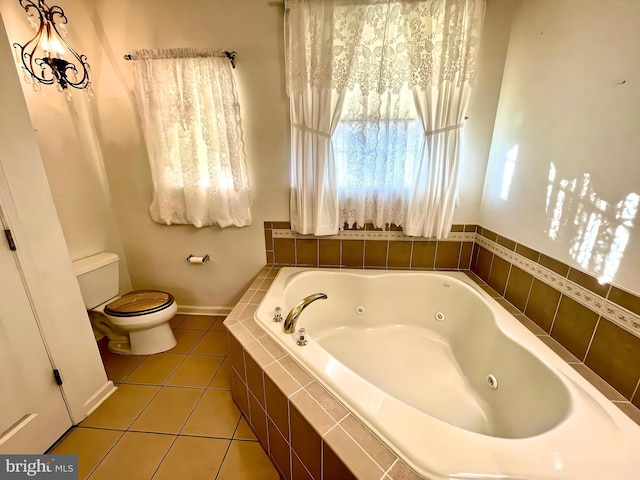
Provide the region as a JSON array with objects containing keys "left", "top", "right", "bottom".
[{"left": 283, "top": 293, "right": 327, "bottom": 334}]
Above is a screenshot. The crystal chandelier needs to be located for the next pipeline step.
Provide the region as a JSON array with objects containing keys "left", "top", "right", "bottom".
[{"left": 12, "top": 0, "right": 91, "bottom": 91}]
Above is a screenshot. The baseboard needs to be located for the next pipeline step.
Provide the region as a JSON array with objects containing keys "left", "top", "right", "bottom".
[
  {"left": 81, "top": 380, "right": 117, "bottom": 421},
  {"left": 177, "top": 305, "right": 233, "bottom": 316}
]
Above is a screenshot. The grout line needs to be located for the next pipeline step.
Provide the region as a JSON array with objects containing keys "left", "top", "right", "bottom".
[
  {"left": 213, "top": 437, "right": 234, "bottom": 480},
  {"left": 631, "top": 378, "right": 640, "bottom": 403},
  {"left": 83, "top": 428, "right": 127, "bottom": 479},
  {"left": 582, "top": 317, "right": 601, "bottom": 363},
  {"left": 335, "top": 423, "right": 393, "bottom": 475},
  {"left": 148, "top": 433, "right": 180, "bottom": 480},
  {"left": 383, "top": 457, "right": 399, "bottom": 479}
]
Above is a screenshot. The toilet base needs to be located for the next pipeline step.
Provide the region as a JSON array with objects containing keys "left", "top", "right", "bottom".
[{"left": 127, "top": 322, "right": 177, "bottom": 355}]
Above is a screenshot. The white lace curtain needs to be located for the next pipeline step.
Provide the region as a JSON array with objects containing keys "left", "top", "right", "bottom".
[
  {"left": 131, "top": 48, "right": 251, "bottom": 228},
  {"left": 286, "top": 0, "right": 485, "bottom": 237}
]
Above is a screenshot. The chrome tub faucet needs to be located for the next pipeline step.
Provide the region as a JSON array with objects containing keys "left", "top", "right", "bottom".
[{"left": 283, "top": 293, "right": 327, "bottom": 334}]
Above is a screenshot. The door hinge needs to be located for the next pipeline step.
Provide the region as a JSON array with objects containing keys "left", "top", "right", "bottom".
[
  {"left": 4, "top": 229, "right": 16, "bottom": 251},
  {"left": 53, "top": 369, "right": 63, "bottom": 386}
]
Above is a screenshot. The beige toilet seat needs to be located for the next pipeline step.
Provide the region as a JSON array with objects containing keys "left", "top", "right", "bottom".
[{"left": 104, "top": 290, "right": 174, "bottom": 317}]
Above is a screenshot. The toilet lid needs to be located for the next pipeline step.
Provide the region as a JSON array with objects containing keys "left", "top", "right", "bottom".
[{"left": 104, "top": 290, "right": 174, "bottom": 317}]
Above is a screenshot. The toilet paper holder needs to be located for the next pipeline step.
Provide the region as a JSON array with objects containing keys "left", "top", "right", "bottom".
[{"left": 186, "top": 254, "right": 210, "bottom": 264}]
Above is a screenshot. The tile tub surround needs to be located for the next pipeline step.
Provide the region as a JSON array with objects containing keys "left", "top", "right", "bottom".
[
  {"left": 225, "top": 265, "right": 640, "bottom": 480},
  {"left": 263, "top": 221, "right": 640, "bottom": 410}
]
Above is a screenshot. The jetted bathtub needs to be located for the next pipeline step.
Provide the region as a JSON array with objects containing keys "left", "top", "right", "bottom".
[{"left": 255, "top": 268, "right": 640, "bottom": 479}]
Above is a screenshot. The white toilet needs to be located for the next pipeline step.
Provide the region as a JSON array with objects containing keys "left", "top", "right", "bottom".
[{"left": 73, "top": 252, "right": 178, "bottom": 355}]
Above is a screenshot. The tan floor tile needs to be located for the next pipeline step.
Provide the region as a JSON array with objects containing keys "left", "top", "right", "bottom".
[
  {"left": 191, "top": 331, "right": 228, "bottom": 355},
  {"left": 182, "top": 390, "right": 240, "bottom": 438},
  {"left": 130, "top": 387, "right": 202, "bottom": 434},
  {"left": 169, "top": 314, "right": 187, "bottom": 328},
  {"left": 81, "top": 384, "right": 159, "bottom": 430},
  {"left": 88, "top": 431, "right": 174, "bottom": 480},
  {"left": 208, "top": 316, "right": 227, "bottom": 331},
  {"left": 99, "top": 347, "right": 147, "bottom": 384},
  {"left": 153, "top": 436, "right": 230, "bottom": 480},
  {"left": 179, "top": 315, "right": 216, "bottom": 330},
  {"left": 166, "top": 355, "right": 223, "bottom": 388},
  {"left": 234, "top": 416, "right": 258, "bottom": 441},
  {"left": 168, "top": 329, "right": 205, "bottom": 354},
  {"left": 50, "top": 427, "right": 122, "bottom": 480},
  {"left": 123, "top": 353, "right": 185, "bottom": 385},
  {"left": 217, "top": 440, "right": 280, "bottom": 480},
  {"left": 208, "top": 357, "right": 231, "bottom": 390}
]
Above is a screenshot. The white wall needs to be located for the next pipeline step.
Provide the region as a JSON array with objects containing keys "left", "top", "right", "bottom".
[
  {"left": 480, "top": 0, "right": 640, "bottom": 294},
  {"left": 0, "top": 14, "right": 114, "bottom": 423},
  {"left": 0, "top": 0, "right": 514, "bottom": 309}
]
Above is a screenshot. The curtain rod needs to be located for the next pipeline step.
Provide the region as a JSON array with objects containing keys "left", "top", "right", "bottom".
[{"left": 123, "top": 49, "right": 238, "bottom": 68}]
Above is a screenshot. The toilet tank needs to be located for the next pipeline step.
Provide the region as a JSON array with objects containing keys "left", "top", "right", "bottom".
[{"left": 72, "top": 252, "right": 120, "bottom": 309}]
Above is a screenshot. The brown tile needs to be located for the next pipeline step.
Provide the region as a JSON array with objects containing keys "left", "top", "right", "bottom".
[
  {"left": 259, "top": 336, "right": 288, "bottom": 362},
  {"left": 537, "top": 335, "right": 580, "bottom": 363},
  {"left": 209, "top": 357, "right": 231, "bottom": 390},
  {"left": 208, "top": 316, "right": 227, "bottom": 331},
  {"left": 231, "top": 369, "right": 250, "bottom": 417},
  {"left": 514, "top": 314, "right": 547, "bottom": 336},
  {"left": 280, "top": 356, "right": 314, "bottom": 387},
  {"left": 88, "top": 431, "right": 174, "bottom": 480},
  {"left": 568, "top": 268, "right": 609, "bottom": 297},
  {"left": 265, "top": 230, "right": 273, "bottom": 253},
  {"left": 515, "top": 243, "right": 539, "bottom": 262},
  {"left": 387, "top": 241, "right": 411, "bottom": 269},
  {"left": 364, "top": 240, "right": 388, "bottom": 267},
  {"left": 319, "top": 239, "right": 341, "bottom": 266},
  {"left": 266, "top": 251, "right": 274, "bottom": 264},
  {"left": 235, "top": 416, "right": 258, "bottom": 441},
  {"left": 387, "top": 223, "right": 403, "bottom": 231},
  {"left": 81, "top": 384, "right": 159, "bottom": 430},
  {"left": 180, "top": 315, "right": 216, "bottom": 330},
  {"left": 524, "top": 279, "right": 561, "bottom": 333},
  {"left": 268, "top": 420, "right": 291, "bottom": 479},
  {"left": 228, "top": 334, "right": 246, "bottom": 379},
  {"left": 248, "top": 393, "right": 269, "bottom": 448},
  {"left": 496, "top": 298, "right": 520, "bottom": 315},
  {"left": 245, "top": 354, "right": 265, "bottom": 407},
  {"left": 585, "top": 319, "right": 640, "bottom": 400},
  {"left": 297, "top": 239, "right": 318, "bottom": 266},
  {"left": 166, "top": 355, "right": 223, "bottom": 388},
  {"left": 450, "top": 224, "right": 464, "bottom": 232},
  {"left": 323, "top": 427, "right": 384, "bottom": 479},
  {"left": 435, "top": 242, "right": 461, "bottom": 269},
  {"left": 487, "top": 255, "right": 510, "bottom": 296},
  {"left": 365, "top": 222, "right": 383, "bottom": 231},
  {"left": 130, "top": 387, "right": 202, "bottom": 434},
  {"left": 571, "top": 364, "right": 627, "bottom": 402},
  {"left": 504, "top": 266, "right": 533, "bottom": 312},
  {"left": 169, "top": 314, "right": 187, "bottom": 328},
  {"left": 265, "top": 374, "right": 290, "bottom": 439},
  {"left": 496, "top": 235, "right": 516, "bottom": 251},
  {"left": 290, "top": 401, "right": 322, "bottom": 480},
  {"left": 192, "top": 331, "right": 228, "bottom": 355},
  {"left": 634, "top": 385, "right": 640, "bottom": 409},
  {"left": 480, "top": 228, "right": 498, "bottom": 242},
  {"left": 410, "top": 241, "right": 436, "bottom": 269},
  {"left": 473, "top": 246, "right": 492, "bottom": 281},
  {"left": 182, "top": 390, "right": 241, "bottom": 438},
  {"left": 459, "top": 242, "right": 473, "bottom": 269},
  {"left": 99, "top": 347, "right": 147, "bottom": 383},
  {"left": 169, "top": 329, "right": 205, "bottom": 354},
  {"left": 464, "top": 224, "right": 478, "bottom": 233},
  {"left": 340, "top": 415, "right": 396, "bottom": 470},
  {"left": 290, "top": 390, "right": 335, "bottom": 436},
  {"left": 217, "top": 440, "right": 280, "bottom": 480},
  {"left": 342, "top": 240, "right": 364, "bottom": 267},
  {"left": 550, "top": 297, "right": 599, "bottom": 361},
  {"left": 264, "top": 361, "right": 303, "bottom": 396},
  {"left": 49, "top": 427, "right": 122, "bottom": 479},
  {"left": 608, "top": 286, "right": 640, "bottom": 315},
  {"left": 263, "top": 221, "right": 273, "bottom": 229},
  {"left": 539, "top": 254, "right": 569, "bottom": 276},
  {"left": 274, "top": 238, "right": 296, "bottom": 265},
  {"left": 305, "top": 381, "right": 349, "bottom": 422},
  {"left": 322, "top": 438, "right": 355, "bottom": 480},
  {"left": 273, "top": 221, "right": 291, "bottom": 229},
  {"left": 153, "top": 436, "right": 229, "bottom": 480},
  {"left": 124, "top": 353, "right": 186, "bottom": 385},
  {"left": 292, "top": 451, "right": 314, "bottom": 480},
  {"left": 480, "top": 284, "right": 501, "bottom": 298}
]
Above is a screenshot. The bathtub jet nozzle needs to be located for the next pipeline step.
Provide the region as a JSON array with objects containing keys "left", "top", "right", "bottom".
[{"left": 283, "top": 293, "right": 328, "bottom": 334}]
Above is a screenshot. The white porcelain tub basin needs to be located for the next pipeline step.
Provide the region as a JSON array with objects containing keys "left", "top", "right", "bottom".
[{"left": 255, "top": 268, "right": 640, "bottom": 479}]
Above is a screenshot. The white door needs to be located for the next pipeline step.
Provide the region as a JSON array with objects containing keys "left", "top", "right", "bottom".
[{"left": 0, "top": 221, "right": 72, "bottom": 453}]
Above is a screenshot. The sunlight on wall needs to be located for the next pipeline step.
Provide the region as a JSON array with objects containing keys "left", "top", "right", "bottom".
[
  {"left": 545, "top": 163, "right": 638, "bottom": 284},
  {"left": 499, "top": 144, "right": 518, "bottom": 201}
]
